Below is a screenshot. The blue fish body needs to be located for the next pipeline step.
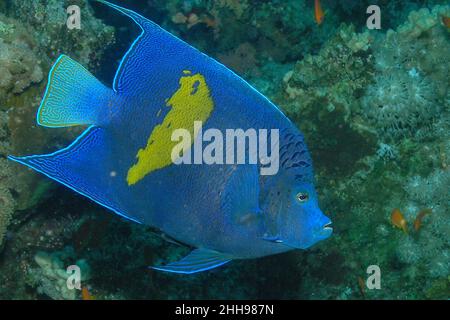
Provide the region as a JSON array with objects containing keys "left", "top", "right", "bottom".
[{"left": 9, "top": 0, "right": 332, "bottom": 274}]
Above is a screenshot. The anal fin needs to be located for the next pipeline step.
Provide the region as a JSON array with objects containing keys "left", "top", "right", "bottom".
[{"left": 151, "top": 248, "right": 233, "bottom": 274}]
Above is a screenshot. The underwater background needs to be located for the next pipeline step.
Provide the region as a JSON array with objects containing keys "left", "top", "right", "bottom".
[{"left": 0, "top": 0, "right": 448, "bottom": 299}]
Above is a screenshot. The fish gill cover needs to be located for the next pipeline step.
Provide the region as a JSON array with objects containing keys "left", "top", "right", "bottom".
[{"left": 0, "top": 0, "right": 448, "bottom": 300}]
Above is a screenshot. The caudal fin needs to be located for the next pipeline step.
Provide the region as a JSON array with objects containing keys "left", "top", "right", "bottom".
[
  {"left": 37, "top": 55, "right": 115, "bottom": 127},
  {"left": 8, "top": 127, "right": 142, "bottom": 224}
]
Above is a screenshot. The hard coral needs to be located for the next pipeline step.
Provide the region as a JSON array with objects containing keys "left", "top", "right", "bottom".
[
  {"left": 0, "top": 111, "right": 15, "bottom": 248},
  {"left": 0, "top": 180, "right": 14, "bottom": 249},
  {"left": 279, "top": 24, "right": 377, "bottom": 177},
  {"left": 283, "top": 24, "right": 374, "bottom": 120},
  {"left": 0, "top": 14, "right": 43, "bottom": 104},
  {"left": 6, "top": 0, "right": 115, "bottom": 67}
]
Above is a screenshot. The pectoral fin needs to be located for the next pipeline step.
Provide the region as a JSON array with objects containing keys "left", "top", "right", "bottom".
[
  {"left": 221, "top": 164, "right": 261, "bottom": 225},
  {"left": 151, "top": 248, "right": 233, "bottom": 274}
]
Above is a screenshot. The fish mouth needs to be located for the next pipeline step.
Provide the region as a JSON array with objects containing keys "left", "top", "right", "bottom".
[
  {"left": 323, "top": 222, "right": 333, "bottom": 232},
  {"left": 317, "top": 222, "right": 333, "bottom": 240}
]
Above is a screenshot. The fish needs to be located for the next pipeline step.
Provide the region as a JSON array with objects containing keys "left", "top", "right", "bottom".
[
  {"left": 413, "top": 208, "right": 432, "bottom": 231},
  {"left": 442, "top": 16, "right": 450, "bottom": 28},
  {"left": 391, "top": 208, "right": 408, "bottom": 233},
  {"left": 81, "top": 286, "right": 95, "bottom": 300},
  {"left": 314, "top": 0, "right": 325, "bottom": 25},
  {"left": 8, "top": 0, "right": 332, "bottom": 274},
  {"left": 357, "top": 276, "right": 366, "bottom": 299}
]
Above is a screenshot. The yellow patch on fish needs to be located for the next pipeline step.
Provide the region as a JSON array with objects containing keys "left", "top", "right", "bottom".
[{"left": 127, "top": 71, "right": 214, "bottom": 185}]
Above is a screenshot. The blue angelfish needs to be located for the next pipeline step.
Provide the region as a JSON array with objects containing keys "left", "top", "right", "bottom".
[{"left": 9, "top": 0, "right": 332, "bottom": 274}]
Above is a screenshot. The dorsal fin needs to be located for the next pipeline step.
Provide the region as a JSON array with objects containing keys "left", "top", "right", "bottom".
[
  {"left": 94, "top": 1, "right": 288, "bottom": 120},
  {"left": 95, "top": 0, "right": 209, "bottom": 94}
]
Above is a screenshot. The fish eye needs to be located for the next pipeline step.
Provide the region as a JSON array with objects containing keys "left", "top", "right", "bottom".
[{"left": 296, "top": 192, "right": 309, "bottom": 203}]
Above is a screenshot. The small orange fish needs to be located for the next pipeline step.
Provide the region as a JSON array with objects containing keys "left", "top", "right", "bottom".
[
  {"left": 391, "top": 208, "right": 408, "bottom": 233},
  {"left": 442, "top": 16, "right": 450, "bottom": 28},
  {"left": 314, "top": 0, "right": 325, "bottom": 25},
  {"left": 357, "top": 276, "right": 366, "bottom": 299},
  {"left": 414, "top": 208, "right": 432, "bottom": 231},
  {"left": 439, "top": 143, "right": 448, "bottom": 170},
  {"left": 82, "top": 286, "right": 95, "bottom": 300}
]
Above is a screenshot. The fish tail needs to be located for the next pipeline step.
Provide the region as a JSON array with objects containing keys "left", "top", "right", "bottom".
[{"left": 37, "top": 55, "right": 115, "bottom": 128}]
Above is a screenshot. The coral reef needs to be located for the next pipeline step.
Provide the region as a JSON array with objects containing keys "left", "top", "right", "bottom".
[
  {"left": 0, "top": 162, "right": 14, "bottom": 249},
  {"left": 0, "top": 0, "right": 448, "bottom": 300},
  {"left": 0, "top": 14, "right": 43, "bottom": 105},
  {"left": 159, "top": 0, "right": 339, "bottom": 60},
  {"left": 0, "top": 0, "right": 116, "bottom": 249},
  {"left": 0, "top": 111, "right": 13, "bottom": 248},
  {"left": 363, "top": 70, "right": 439, "bottom": 139},
  {"left": 217, "top": 42, "right": 257, "bottom": 76},
  {"left": 279, "top": 24, "right": 377, "bottom": 177},
  {"left": 271, "top": 3, "right": 449, "bottom": 299},
  {"left": 396, "top": 169, "right": 450, "bottom": 277},
  {"left": 362, "top": 5, "right": 449, "bottom": 141},
  {"left": 5, "top": 0, "right": 115, "bottom": 67}
]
